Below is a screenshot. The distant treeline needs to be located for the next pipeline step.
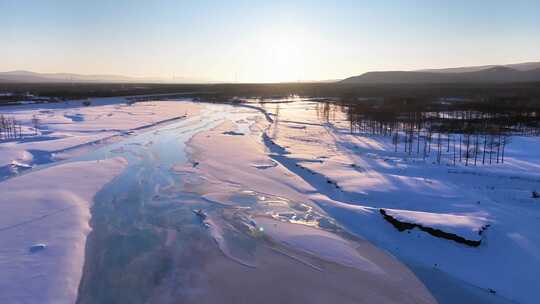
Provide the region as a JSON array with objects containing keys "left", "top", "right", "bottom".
[
  {"left": 1, "top": 82, "right": 540, "bottom": 105},
  {"left": 316, "top": 98, "right": 540, "bottom": 166},
  {"left": 0, "top": 115, "right": 23, "bottom": 140}
]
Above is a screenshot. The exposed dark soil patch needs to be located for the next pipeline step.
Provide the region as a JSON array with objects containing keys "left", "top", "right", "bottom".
[{"left": 379, "top": 209, "right": 487, "bottom": 247}]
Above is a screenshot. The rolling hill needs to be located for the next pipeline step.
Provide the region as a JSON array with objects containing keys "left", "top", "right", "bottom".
[
  {"left": 0, "top": 70, "right": 211, "bottom": 83},
  {"left": 341, "top": 62, "right": 540, "bottom": 84}
]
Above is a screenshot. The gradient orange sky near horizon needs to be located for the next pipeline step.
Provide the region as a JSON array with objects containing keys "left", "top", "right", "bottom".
[{"left": 1, "top": 0, "right": 539, "bottom": 83}]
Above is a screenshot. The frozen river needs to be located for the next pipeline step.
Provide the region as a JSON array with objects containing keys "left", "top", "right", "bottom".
[
  {"left": 73, "top": 103, "right": 435, "bottom": 304},
  {"left": 2, "top": 99, "right": 531, "bottom": 303}
]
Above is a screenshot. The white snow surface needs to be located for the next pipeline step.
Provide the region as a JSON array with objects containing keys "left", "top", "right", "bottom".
[
  {"left": 251, "top": 100, "right": 540, "bottom": 303},
  {"left": 0, "top": 157, "right": 127, "bottom": 304},
  {"left": 255, "top": 216, "right": 384, "bottom": 274},
  {"left": 0, "top": 146, "right": 33, "bottom": 167},
  {"left": 185, "top": 113, "right": 437, "bottom": 303},
  {"left": 0, "top": 97, "right": 199, "bottom": 303},
  {"left": 2, "top": 98, "right": 540, "bottom": 303},
  {"left": 0, "top": 97, "right": 200, "bottom": 171}
]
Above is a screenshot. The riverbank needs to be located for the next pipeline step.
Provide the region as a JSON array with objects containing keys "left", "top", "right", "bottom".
[
  {"left": 180, "top": 111, "right": 436, "bottom": 303},
  {"left": 4, "top": 97, "right": 536, "bottom": 303},
  {"left": 0, "top": 157, "right": 127, "bottom": 303},
  {"left": 0, "top": 98, "right": 201, "bottom": 303},
  {"left": 74, "top": 103, "right": 435, "bottom": 303},
  {"left": 0, "top": 97, "right": 200, "bottom": 180},
  {"left": 252, "top": 99, "right": 540, "bottom": 303}
]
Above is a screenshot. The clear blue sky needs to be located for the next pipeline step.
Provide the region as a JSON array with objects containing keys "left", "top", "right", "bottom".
[{"left": 1, "top": 0, "right": 539, "bottom": 82}]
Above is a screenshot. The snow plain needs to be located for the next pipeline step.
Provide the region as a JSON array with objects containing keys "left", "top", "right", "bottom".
[
  {"left": 1, "top": 97, "right": 539, "bottom": 303},
  {"left": 184, "top": 113, "right": 437, "bottom": 303},
  {"left": 256, "top": 100, "right": 540, "bottom": 303},
  {"left": 0, "top": 97, "right": 199, "bottom": 303},
  {"left": 0, "top": 158, "right": 127, "bottom": 303},
  {"left": 0, "top": 97, "right": 200, "bottom": 177}
]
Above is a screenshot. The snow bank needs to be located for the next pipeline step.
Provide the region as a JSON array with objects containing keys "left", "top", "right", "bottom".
[
  {"left": 0, "top": 147, "right": 33, "bottom": 167},
  {"left": 256, "top": 100, "right": 540, "bottom": 303},
  {"left": 184, "top": 114, "right": 436, "bottom": 303},
  {"left": 0, "top": 157, "right": 127, "bottom": 304},
  {"left": 0, "top": 98, "right": 200, "bottom": 178},
  {"left": 380, "top": 208, "right": 489, "bottom": 246},
  {"left": 255, "top": 216, "right": 384, "bottom": 273}
]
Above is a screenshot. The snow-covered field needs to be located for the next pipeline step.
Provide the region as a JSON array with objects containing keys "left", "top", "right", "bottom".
[
  {"left": 0, "top": 158, "right": 127, "bottom": 303},
  {"left": 1, "top": 97, "right": 539, "bottom": 303},
  {"left": 255, "top": 100, "right": 540, "bottom": 303},
  {"left": 0, "top": 97, "right": 199, "bottom": 303},
  {"left": 0, "top": 97, "right": 200, "bottom": 177}
]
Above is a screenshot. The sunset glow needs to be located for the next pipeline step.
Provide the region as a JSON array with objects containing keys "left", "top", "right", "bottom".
[{"left": 1, "top": 0, "right": 539, "bottom": 82}]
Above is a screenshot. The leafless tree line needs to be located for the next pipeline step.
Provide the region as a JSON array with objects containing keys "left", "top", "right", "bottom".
[
  {"left": 0, "top": 115, "right": 23, "bottom": 140},
  {"left": 338, "top": 101, "right": 540, "bottom": 166},
  {"left": 0, "top": 114, "right": 40, "bottom": 140}
]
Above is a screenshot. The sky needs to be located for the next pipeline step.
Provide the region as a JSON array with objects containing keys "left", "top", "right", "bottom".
[{"left": 1, "top": 0, "right": 539, "bottom": 83}]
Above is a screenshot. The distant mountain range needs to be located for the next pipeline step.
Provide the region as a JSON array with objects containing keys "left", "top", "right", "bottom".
[
  {"left": 0, "top": 70, "right": 212, "bottom": 84},
  {"left": 3, "top": 62, "right": 540, "bottom": 84},
  {"left": 341, "top": 62, "right": 540, "bottom": 84}
]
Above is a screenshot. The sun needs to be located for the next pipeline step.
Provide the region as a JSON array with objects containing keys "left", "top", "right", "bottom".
[{"left": 242, "top": 28, "right": 308, "bottom": 83}]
